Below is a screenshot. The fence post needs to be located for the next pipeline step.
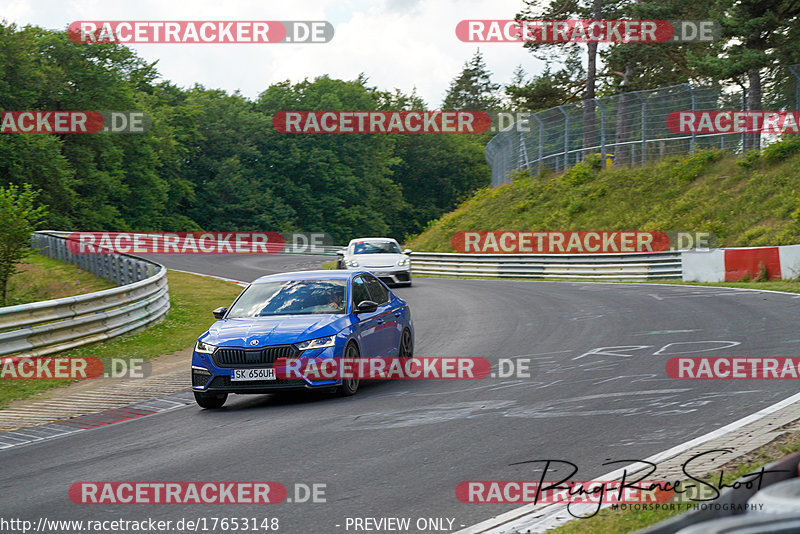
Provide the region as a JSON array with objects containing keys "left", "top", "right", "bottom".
[
  {"left": 557, "top": 106, "right": 569, "bottom": 171},
  {"left": 685, "top": 83, "right": 696, "bottom": 154},
  {"left": 741, "top": 87, "right": 747, "bottom": 153},
  {"left": 533, "top": 114, "right": 544, "bottom": 174},
  {"left": 519, "top": 115, "right": 530, "bottom": 171},
  {"left": 595, "top": 97, "right": 606, "bottom": 163},
  {"left": 639, "top": 94, "right": 647, "bottom": 165}
]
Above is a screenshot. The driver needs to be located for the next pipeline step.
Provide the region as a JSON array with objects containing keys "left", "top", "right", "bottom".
[{"left": 327, "top": 290, "right": 344, "bottom": 311}]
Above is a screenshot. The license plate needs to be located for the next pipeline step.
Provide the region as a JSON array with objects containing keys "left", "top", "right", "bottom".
[{"left": 231, "top": 368, "right": 275, "bottom": 381}]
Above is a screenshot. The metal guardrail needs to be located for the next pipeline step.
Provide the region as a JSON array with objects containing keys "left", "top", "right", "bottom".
[
  {"left": 409, "top": 251, "right": 682, "bottom": 280},
  {"left": 281, "top": 245, "right": 342, "bottom": 255},
  {"left": 0, "top": 231, "right": 169, "bottom": 358}
]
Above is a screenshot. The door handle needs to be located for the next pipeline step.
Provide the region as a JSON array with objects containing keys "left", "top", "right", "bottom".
[
  {"left": 376, "top": 318, "right": 384, "bottom": 324},
  {"left": 393, "top": 311, "right": 402, "bottom": 317}
]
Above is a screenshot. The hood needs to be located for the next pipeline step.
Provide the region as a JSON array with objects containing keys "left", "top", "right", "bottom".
[
  {"left": 201, "top": 314, "right": 348, "bottom": 347},
  {"left": 351, "top": 253, "right": 405, "bottom": 268}
]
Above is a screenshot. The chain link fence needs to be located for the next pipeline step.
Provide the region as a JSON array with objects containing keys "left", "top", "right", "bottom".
[{"left": 486, "top": 64, "right": 800, "bottom": 188}]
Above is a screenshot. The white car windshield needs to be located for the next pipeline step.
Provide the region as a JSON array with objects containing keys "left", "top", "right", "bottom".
[
  {"left": 353, "top": 241, "right": 401, "bottom": 254},
  {"left": 227, "top": 280, "right": 347, "bottom": 317}
]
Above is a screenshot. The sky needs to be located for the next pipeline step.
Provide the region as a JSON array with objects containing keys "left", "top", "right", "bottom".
[{"left": 4, "top": 0, "right": 548, "bottom": 107}]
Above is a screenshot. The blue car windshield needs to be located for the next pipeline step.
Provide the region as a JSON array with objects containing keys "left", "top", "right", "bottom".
[
  {"left": 226, "top": 280, "right": 348, "bottom": 317},
  {"left": 354, "top": 241, "right": 401, "bottom": 254}
]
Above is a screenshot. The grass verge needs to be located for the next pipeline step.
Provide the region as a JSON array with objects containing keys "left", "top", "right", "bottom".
[
  {"left": 5, "top": 254, "right": 115, "bottom": 306},
  {"left": 407, "top": 139, "right": 800, "bottom": 252},
  {"left": 0, "top": 270, "right": 242, "bottom": 408}
]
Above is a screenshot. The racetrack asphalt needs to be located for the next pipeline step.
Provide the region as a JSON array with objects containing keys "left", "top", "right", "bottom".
[{"left": 2, "top": 253, "right": 800, "bottom": 533}]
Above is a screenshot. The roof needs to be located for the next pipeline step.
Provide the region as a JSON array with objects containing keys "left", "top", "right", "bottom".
[
  {"left": 251, "top": 269, "right": 356, "bottom": 284},
  {"left": 347, "top": 237, "right": 400, "bottom": 245}
]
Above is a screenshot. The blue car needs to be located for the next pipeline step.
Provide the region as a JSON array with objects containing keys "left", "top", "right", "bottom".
[{"left": 191, "top": 270, "right": 414, "bottom": 408}]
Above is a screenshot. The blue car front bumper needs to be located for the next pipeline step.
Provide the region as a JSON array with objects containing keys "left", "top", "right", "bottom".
[{"left": 191, "top": 345, "right": 344, "bottom": 394}]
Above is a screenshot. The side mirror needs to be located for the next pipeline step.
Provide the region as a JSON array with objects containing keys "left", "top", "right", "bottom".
[
  {"left": 336, "top": 250, "right": 344, "bottom": 256},
  {"left": 403, "top": 249, "right": 412, "bottom": 255},
  {"left": 212, "top": 306, "right": 227, "bottom": 319},
  {"left": 355, "top": 300, "right": 378, "bottom": 314}
]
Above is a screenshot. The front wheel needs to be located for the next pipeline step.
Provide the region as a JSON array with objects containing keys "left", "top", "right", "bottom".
[
  {"left": 194, "top": 391, "right": 228, "bottom": 409},
  {"left": 399, "top": 329, "right": 413, "bottom": 359},
  {"left": 336, "top": 343, "right": 360, "bottom": 396}
]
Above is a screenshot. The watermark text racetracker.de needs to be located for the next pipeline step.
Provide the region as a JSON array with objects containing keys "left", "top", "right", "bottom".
[
  {"left": 65, "top": 232, "right": 333, "bottom": 254},
  {"left": 69, "top": 21, "right": 334, "bottom": 44},
  {"left": 0, "top": 356, "right": 148, "bottom": 380},
  {"left": 273, "top": 111, "right": 491, "bottom": 134},
  {"left": 456, "top": 19, "right": 719, "bottom": 43},
  {"left": 0, "top": 111, "right": 150, "bottom": 134},
  {"left": 667, "top": 111, "right": 800, "bottom": 134},
  {"left": 273, "top": 356, "right": 536, "bottom": 381},
  {"left": 667, "top": 356, "right": 800, "bottom": 379},
  {"left": 69, "top": 481, "right": 326, "bottom": 504},
  {"left": 452, "top": 231, "right": 715, "bottom": 254}
]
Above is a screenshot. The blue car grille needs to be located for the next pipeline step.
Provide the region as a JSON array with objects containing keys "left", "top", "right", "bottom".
[{"left": 211, "top": 345, "right": 299, "bottom": 368}]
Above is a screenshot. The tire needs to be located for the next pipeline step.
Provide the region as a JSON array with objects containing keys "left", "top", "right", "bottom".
[
  {"left": 399, "top": 329, "right": 413, "bottom": 359},
  {"left": 336, "top": 343, "right": 360, "bottom": 396},
  {"left": 194, "top": 391, "right": 228, "bottom": 409}
]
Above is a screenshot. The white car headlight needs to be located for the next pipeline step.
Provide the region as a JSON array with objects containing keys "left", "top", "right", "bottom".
[
  {"left": 345, "top": 259, "right": 359, "bottom": 268},
  {"left": 397, "top": 257, "right": 410, "bottom": 266},
  {"left": 296, "top": 335, "right": 336, "bottom": 351},
  {"left": 195, "top": 340, "right": 217, "bottom": 354}
]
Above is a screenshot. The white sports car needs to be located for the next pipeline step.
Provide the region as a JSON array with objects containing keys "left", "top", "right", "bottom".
[{"left": 337, "top": 237, "right": 412, "bottom": 286}]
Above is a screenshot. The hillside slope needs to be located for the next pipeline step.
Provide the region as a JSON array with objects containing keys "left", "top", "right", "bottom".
[{"left": 407, "top": 138, "right": 800, "bottom": 252}]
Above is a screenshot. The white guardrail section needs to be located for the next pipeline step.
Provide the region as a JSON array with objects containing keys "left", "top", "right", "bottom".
[
  {"left": 409, "top": 251, "right": 683, "bottom": 280},
  {"left": 0, "top": 231, "right": 169, "bottom": 358}
]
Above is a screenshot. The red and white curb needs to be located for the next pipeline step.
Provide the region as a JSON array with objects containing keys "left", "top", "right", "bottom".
[
  {"left": 683, "top": 244, "right": 800, "bottom": 282},
  {"left": 0, "top": 391, "right": 194, "bottom": 450}
]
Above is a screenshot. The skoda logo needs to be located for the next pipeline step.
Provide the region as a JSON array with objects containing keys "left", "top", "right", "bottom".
[{"left": 249, "top": 340, "right": 259, "bottom": 346}]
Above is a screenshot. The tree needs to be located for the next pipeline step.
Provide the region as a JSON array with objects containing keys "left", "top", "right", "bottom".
[
  {"left": 505, "top": 51, "right": 587, "bottom": 111},
  {"left": 516, "top": 0, "right": 624, "bottom": 150},
  {"left": 443, "top": 49, "right": 502, "bottom": 110},
  {"left": 697, "top": 0, "right": 800, "bottom": 150},
  {"left": 0, "top": 184, "right": 47, "bottom": 305}
]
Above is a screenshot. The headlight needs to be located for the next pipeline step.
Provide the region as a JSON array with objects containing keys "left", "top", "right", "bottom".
[
  {"left": 194, "top": 340, "right": 217, "bottom": 354},
  {"left": 296, "top": 335, "right": 336, "bottom": 351},
  {"left": 345, "top": 259, "right": 359, "bottom": 268},
  {"left": 397, "top": 257, "right": 410, "bottom": 266}
]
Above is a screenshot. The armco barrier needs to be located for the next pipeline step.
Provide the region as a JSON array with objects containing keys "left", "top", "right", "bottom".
[
  {"left": 410, "top": 245, "right": 800, "bottom": 282},
  {"left": 409, "top": 251, "right": 683, "bottom": 280},
  {"left": 0, "top": 231, "right": 169, "bottom": 358}
]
